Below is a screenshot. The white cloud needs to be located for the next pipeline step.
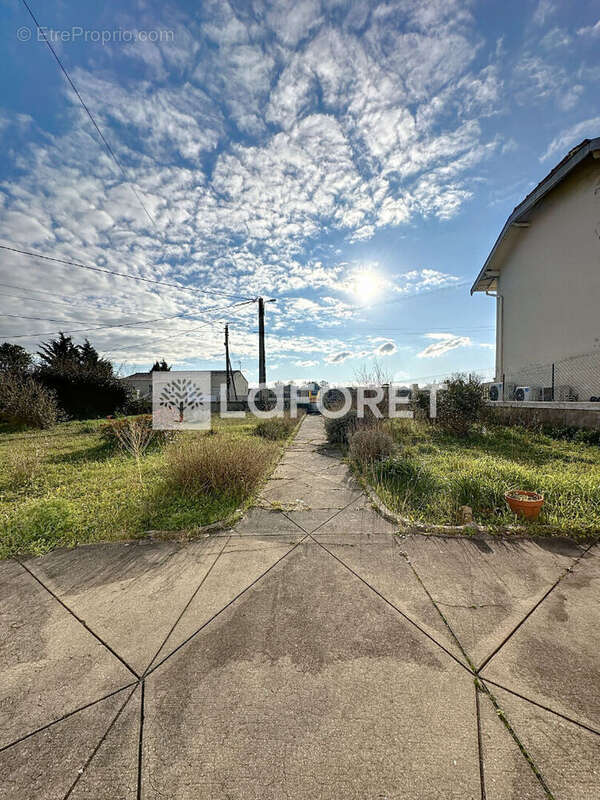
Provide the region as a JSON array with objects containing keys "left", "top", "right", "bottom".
[
  {"left": 532, "top": 0, "right": 555, "bottom": 26},
  {"left": 376, "top": 341, "right": 397, "bottom": 356},
  {"left": 577, "top": 20, "right": 600, "bottom": 38},
  {"left": 417, "top": 332, "right": 472, "bottom": 358},
  {"left": 541, "top": 117, "right": 600, "bottom": 161},
  {"left": 295, "top": 359, "right": 319, "bottom": 367}
]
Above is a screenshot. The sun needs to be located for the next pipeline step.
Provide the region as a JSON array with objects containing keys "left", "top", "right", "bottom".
[{"left": 351, "top": 269, "right": 383, "bottom": 304}]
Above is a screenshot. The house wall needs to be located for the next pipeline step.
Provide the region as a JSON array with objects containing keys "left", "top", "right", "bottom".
[{"left": 496, "top": 157, "right": 600, "bottom": 391}]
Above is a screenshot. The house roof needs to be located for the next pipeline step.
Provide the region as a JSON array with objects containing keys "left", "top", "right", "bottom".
[
  {"left": 121, "top": 370, "right": 246, "bottom": 381},
  {"left": 471, "top": 137, "right": 600, "bottom": 294}
]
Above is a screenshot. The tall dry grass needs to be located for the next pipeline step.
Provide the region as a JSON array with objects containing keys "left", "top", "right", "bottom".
[{"left": 166, "top": 433, "right": 277, "bottom": 498}]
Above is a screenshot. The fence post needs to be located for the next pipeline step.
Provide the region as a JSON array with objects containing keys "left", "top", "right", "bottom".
[
  {"left": 551, "top": 363, "right": 555, "bottom": 401},
  {"left": 502, "top": 373, "right": 505, "bottom": 401}
]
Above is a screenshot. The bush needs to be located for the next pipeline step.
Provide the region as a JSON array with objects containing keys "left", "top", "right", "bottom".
[
  {"left": 436, "top": 375, "right": 485, "bottom": 437},
  {"left": 36, "top": 370, "right": 131, "bottom": 420},
  {"left": 166, "top": 434, "right": 276, "bottom": 498},
  {"left": 0, "top": 371, "right": 59, "bottom": 429},
  {"left": 99, "top": 415, "right": 173, "bottom": 450},
  {"left": 324, "top": 410, "right": 359, "bottom": 445},
  {"left": 255, "top": 416, "right": 296, "bottom": 440},
  {"left": 349, "top": 428, "right": 395, "bottom": 465}
]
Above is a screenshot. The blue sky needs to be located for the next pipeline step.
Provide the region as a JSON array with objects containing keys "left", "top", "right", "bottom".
[{"left": 1, "top": 0, "right": 599, "bottom": 385}]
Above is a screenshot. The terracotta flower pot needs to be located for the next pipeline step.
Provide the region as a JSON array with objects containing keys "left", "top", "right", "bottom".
[{"left": 505, "top": 490, "right": 544, "bottom": 521}]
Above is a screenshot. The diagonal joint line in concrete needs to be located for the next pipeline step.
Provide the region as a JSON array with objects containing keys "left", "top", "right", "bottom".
[
  {"left": 0, "top": 682, "right": 137, "bottom": 755},
  {"left": 141, "top": 535, "right": 231, "bottom": 677},
  {"left": 396, "top": 543, "right": 477, "bottom": 672},
  {"left": 143, "top": 535, "right": 309, "bottom": 678},
  {"left": 16, "top": 558, "right": 140, "bottom": 679},
  {"left": 476, "top": 677, "right": 556, "bottom": 799},
  {"left": 62, "top": 685, "right": 138, "bottom": 800},
  {"left": 481, "top": 677, "right": 600, "bottom": 738},
  {"left": 305, "top": 532, "right": 473, "bottom": 675},
  {"left": 280, "top": 492, "right": 365, "bottom": 536},
  {"left": 477, "top": 539, "right": 599, "bottom": 673}
]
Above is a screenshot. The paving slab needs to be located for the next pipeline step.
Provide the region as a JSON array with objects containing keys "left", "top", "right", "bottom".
[
  {"left": 482, "top": 683, "right": 600, "bottom": 799},
  {"left": 143, "top": 543, "right": 481, "bottom": 800},
  {"left": 306, "top": 494, "right": 397, "bottom": 537},
  {"left": 145, "top": 535, "right": 305, "bottom": 670},
  {"left": 258, "top": 477, "right": 359, "bottom": 509},
  {"left": 477, "top": 686, "right": 547, "bottom": 799},
  {"left": 481, "top": 543, "right": 600, "bottom": 731},
  {"left": 0, "top": 685, "right": 134, "bottom": 800},
  {"left": 398, "top": 534, "right": 584, "bottom": 668},
  {"left": 20, "top": 538, "right": 227, "bottom": 675},
  {"left": 0, "top": 559, "right": 133, "bottom": 748},
  {"left": 227, "top": 508, "right": 306, "bottom": 536},
  {"left": 68, "top": 687, "right": 140, "bottom": 800},
  {"left": 305, "top": 536, "right": 466, "bottom": 663}
]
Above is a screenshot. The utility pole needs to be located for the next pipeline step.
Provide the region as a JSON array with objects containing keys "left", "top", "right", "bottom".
[
  {"left": 258, "top": 297, "right": 266, "bottom": 391},
  {"left": 225, "top": 324, "right": 231, "bottom": 403},
  {"left": 224, "top": 324, "right": 237, "bottom": 403}
]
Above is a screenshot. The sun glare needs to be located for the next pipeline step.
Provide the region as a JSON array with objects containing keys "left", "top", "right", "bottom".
[{"left": 351, "top": 270, "right": 383, "bottom": 304}]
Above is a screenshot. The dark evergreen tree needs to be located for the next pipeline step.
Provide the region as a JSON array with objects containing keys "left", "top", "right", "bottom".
[{"left": 0, "top": 342, "right": 32, "bottom": 373}]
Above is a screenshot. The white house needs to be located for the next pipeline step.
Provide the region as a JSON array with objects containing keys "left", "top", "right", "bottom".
[
  {"left": 121, "top": 370, "right": 248, "bottom": 403},
  {"left": 471, "top": 137, "right": 600, "bottom": 402}
]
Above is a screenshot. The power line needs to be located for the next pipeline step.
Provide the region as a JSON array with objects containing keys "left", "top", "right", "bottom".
[
  {"left": 0, "top": 299, "right": 254, "bottom": 340},
  {"left": 19, "top": 0, "right": 159, "bottom": 233},
  {"left": 0, "top": 243, "right": 254, "bottom": 301}
]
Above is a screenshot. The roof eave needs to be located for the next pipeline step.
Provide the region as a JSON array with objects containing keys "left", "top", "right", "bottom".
[{"left": 471, "top": 137, "right": 600, "bottom": 294}]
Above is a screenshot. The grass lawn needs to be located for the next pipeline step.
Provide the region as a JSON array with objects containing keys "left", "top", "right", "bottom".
[
  {"left": 363, "top": 420, "right": 600, "bottom": 537},
  {"left": 0, "top": 414, "right": 289, "bottom": 559}
]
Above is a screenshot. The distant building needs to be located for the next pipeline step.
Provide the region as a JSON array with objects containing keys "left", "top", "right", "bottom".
[
  {"left": 121, "top": 370, "right": 248, "bottom": 402},
  {"left": 471, "top": 137, "right": 600, "bottom": 401}
]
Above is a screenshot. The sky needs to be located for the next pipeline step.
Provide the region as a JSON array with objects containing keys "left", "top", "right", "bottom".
[{"left": 0, "top": 0, "right": 599, "bottom": 385}]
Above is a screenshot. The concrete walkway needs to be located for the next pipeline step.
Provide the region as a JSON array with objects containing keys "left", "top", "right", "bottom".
[{"left": 1, "top": 414, "right": 599, "bottom": 798}]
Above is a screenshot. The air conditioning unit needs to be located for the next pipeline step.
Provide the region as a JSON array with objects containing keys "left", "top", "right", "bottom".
[
  {"left": 555, "top": 385, "right": 578, "bottom": 402},
  {"left": 488, "top": 382, "right": 503, "bottom": 401},
  {"left": 515, "top": 386, "right": 542, "bottom": 401},
  {"left": 487, "top": 382, "right": 516, "bottom": 401}
]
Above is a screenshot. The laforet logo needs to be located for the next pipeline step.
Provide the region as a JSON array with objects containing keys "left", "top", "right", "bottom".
[{"left": 159, "top": 377, "right": 205, "bottom": 422}]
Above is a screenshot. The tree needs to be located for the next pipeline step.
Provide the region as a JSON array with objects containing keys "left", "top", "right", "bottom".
[
  {"left": 353, "top": 358, "right": 393, "bottom": 386},
  {"left": 78, "top": 339, "right": 113, "bottom": 378},
  {"left": 38, "top": 334, "right": 112, "bottom": 378},
  {"left": 151, "top": 359, "right": 171, "bottom": 372},
  {"left": 35, "top": 333, "right": 128, "bottom": 419},
  {"left": 38, "top": 333, "right": 79, "bottom": 373},
  {"left": 0, "top": 342, "right": 32, "bottom": 373}
]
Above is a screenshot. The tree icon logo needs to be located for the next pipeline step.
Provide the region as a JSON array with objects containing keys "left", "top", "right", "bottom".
[{"left": 159, "top": 377, "right": 205, "bottom": 423}]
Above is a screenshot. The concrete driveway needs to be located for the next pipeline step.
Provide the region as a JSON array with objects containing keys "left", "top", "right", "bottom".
[{"left": 1, "top": 415, "right": 599, "bottom": 798}]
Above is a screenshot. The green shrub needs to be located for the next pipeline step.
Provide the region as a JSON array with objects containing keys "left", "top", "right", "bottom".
[
  {"left": 0, "top": 371, "right": 59, "bottom": 429},
  {"left": 4, "top": 498, "right": 76, "bottom": 556},
  {"left": 255, "top": 416, "right": 296, "bottom": 440},
  {"left": 436, "top": 375, "right": 485, "bottom": 437},
  {"left": 349, "top": 428, "right": 395, "bottom": 465},
  {"left": 166, "top": 434, "right": 276, "bottom": 498}
]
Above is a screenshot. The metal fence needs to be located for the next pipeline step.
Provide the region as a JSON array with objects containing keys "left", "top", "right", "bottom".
[{"left": 498, "top": 350, "right": 600, "bottom": 402}]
